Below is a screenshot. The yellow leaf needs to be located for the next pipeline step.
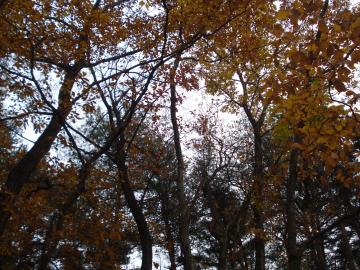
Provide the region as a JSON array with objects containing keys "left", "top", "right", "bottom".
[
  {"left": 335, "top": 124, "right": 342, "bottom": 131},
  {"left": 318, "top": 21, "right": 328, "bottom": 33},
  {"left": 309, "top": 43, "right": 318, "bottom": 53},
  {"left": 350, "top": 17, "right": 360, "bottom": 31},
  {"left": 333, "top": 24, "right": 342, "bottom": 32},
  {"left": 317, "top": 137, "right": 327, "bottom": 144},
  {"left": 277, "top": 10, "right": 288, "bottom": 20}
]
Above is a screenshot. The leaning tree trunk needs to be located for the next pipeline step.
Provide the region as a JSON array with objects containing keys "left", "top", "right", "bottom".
[
  {"left": 0, "top": 71, "right": 78, "bottom": 236},
  {"left": 117, "top": 146, "right": 153, "bottom": 270}
]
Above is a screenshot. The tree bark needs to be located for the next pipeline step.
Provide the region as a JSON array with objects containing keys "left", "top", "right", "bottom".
[{"left": 169, "top": 56, "right": 193, "bottom": 270}]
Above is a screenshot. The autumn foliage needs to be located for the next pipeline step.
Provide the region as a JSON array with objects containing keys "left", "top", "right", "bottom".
[{"left": 0, "top": 0, "right": 359, "bottom": 269}]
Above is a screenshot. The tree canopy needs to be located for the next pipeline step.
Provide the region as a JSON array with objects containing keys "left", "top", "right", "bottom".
[{"left": 0, "top": 0, "right": 359, "bottom": 269}]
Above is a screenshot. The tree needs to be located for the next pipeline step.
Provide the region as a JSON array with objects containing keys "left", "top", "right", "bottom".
[
  {"left": 0, "top": 0, "right": 160, "bottom": 236},
  {"left": 1, "top": 0, "right": 359, "bottom": 269}
]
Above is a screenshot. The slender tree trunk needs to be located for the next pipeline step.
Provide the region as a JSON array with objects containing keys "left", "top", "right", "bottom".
[
  {"left": 0, "top": 71, "right": 77, "bottom": 236},
  {"left": 169, "top": 56, "right": 193, "bottom": 270},
  {"left": 117, "top": 148, "right": 153, "bottom": 270},
  {"left": 286, "top": 148, "right": 301, "bottom": 270},
  {"left": 253, "top": 127, "right": 265, "bottom": 270}
]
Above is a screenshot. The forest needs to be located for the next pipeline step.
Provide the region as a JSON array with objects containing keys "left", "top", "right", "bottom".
[{"left": 0, "top": 0, "right": 359, "bottom": 269}]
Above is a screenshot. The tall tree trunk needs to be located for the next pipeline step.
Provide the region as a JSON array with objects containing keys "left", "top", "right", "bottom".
[
  {"left": 253, "top": 127, "right": 265, "bottom": 270},
  {"left": 169, "top": 56, "right": 193, "bottom": 270},
  {"left": 286, "top": 148, "right": 301, "bottom": 270},
  {"left": 117, "top": 148, "right": 153, "bottom": 270},
  {"left": 0, "top": 71, "right": 77, "bottom": 236}
]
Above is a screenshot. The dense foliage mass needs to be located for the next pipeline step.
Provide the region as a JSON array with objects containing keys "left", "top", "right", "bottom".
[{"left": 0, "top": 0, "right": 359, "bottom": 269}]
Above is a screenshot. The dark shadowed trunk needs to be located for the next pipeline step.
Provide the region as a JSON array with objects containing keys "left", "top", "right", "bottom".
[{"left": 286, "top": 148, "right": 301, "bottom": 270}]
